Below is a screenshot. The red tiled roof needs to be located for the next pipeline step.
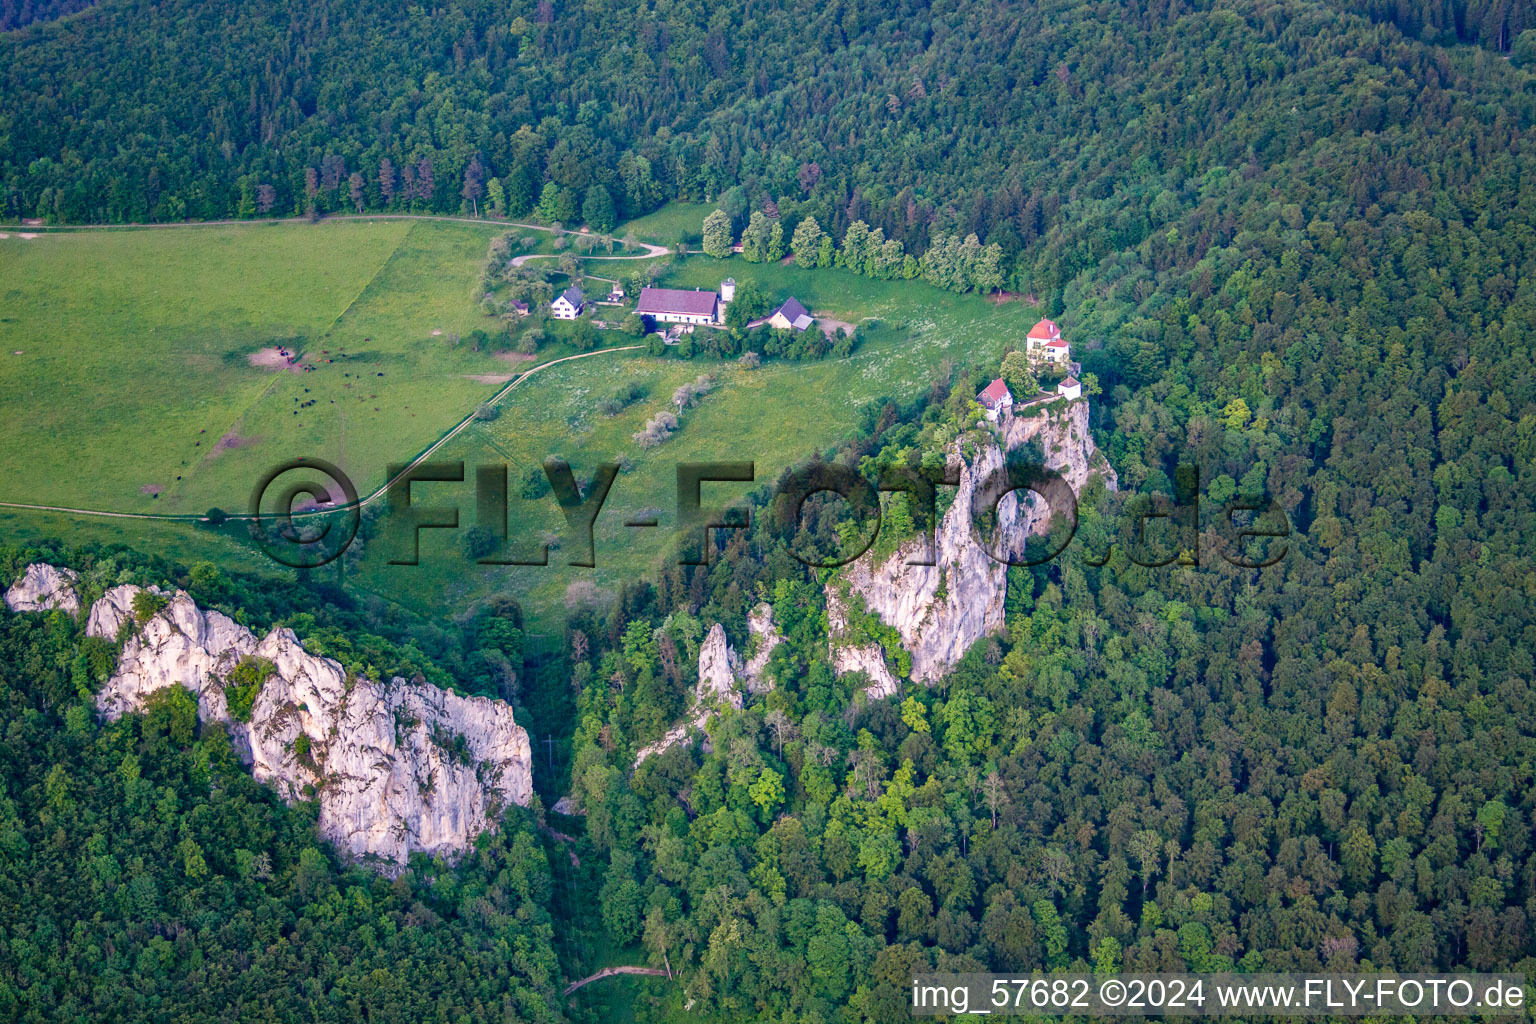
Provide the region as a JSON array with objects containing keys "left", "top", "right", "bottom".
[
  {"left": 1060, "top": 376, "right": 1080, "bottom": 387},
  {"left": 1027, "top": 318, "right": 1060, "bottom": 340},
  {"left": 1045, "top": 339, "right": 1068, "bottom": 348},
  {"left": 635, "top": 287, "right": 719, "bottom": 317},
  {"left": 978, "top": 377, "right": 1011, "bottom": 407}
]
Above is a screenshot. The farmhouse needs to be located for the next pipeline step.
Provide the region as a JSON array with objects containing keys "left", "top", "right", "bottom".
[
  {"left": 1026, "top": 317, "right": 1071, "bottom": 364},
  {"left": 769, "top": 296, "right": 813, "bottom": 332},
  {"left": 551, "top": 286, "right": 585, "bottom": 320},
  {"left": 977, "top": 377, "right": 1013, "bottom": 422},
  {"left": 636, "top": 286, "right": 720, "bottom": 325}
]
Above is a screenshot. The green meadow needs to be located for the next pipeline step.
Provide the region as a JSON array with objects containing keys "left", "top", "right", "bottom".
[
  {"left": 616, "top": 202, "right": 715, "bottom": 245},
  {"left": 0, "top": 211, "right": 1050, "bottom": 630},
  {"left": 0, "top": 218, "right": 529, "bottom": 514},
  {"left": 344, "top": 251, "right": 1048, "bottom": 628}
]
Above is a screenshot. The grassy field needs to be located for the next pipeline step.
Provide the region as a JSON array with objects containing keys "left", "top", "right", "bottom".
[
  {"left": 0, "top": 216, "right": 1049, "bottom": 633},
  {"left": 0, "top": 218, "right": 568, "bottom": 515},
  {"left": 617, "top": 202, "right": 714, "bottom": 245},
  {"left": 342, "top": 253, "right": 1046, "bottom": 629}
]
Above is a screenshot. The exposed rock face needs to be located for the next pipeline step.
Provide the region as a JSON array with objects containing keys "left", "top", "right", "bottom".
[
  {"left": 1003, "top": 397, "right": 1118, "bottom": 494},
  {"left": 829, "top": 399, "right": 1114, "bottom": 685},
  {"left": 825, "top": 587, "right": 901, "bottom": 700},
  {"left": 636, "top": 608, "right": 782, "bottom": 765},
  {"left": 10, "top": 567, "right": 533, "bottom": 867},
  {"left": 696, "top": 623, "right": 743, "bottom": 710},
  {"left": 742, "top": 603, "right": 782, "bottom": 694},
  {"left": 5, "top": 563, "right": 80, "bottom": 615},
  {"left": 87, "top": 584, "right": 147, "bottom": 640},
  {"left": 634, "top": 710, "right": 710, "bottom": 766}
]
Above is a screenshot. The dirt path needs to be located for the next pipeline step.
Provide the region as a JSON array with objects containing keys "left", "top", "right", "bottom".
[
  {"left": 363, "top": 345, "right": 643, "bottom": 511},
  {"left": 562, "top": 966, "right": 670, "bottom": 996},
  {"left": 1, "top": 212, "right": 674, "bottom": 254},
  {"left": 509, "top": 245, "right": 670, "bottom": 269},
  {"left": 0, "top": 212, "right": 663, "bottom": 523},
  {"left": 0, "top": 345, "right": 644, "bottom": 523}
]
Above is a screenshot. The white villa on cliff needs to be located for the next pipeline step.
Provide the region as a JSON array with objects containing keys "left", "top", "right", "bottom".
[{"left": 1026, "top": 318, "right": 1070, "bottom": 364}]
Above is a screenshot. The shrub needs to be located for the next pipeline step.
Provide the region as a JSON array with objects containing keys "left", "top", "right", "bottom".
[
  {"left": 131, "top": 590, "right": 168, "bottom": 626},
  {"left": 633, "top": 411, "right": 679, "bottom": 448},
  {"left": 225, "top": 655, "right": 276, "bottom": 722},
  {"left": 597, "top": 381, "right": 648, "bottom": 416},
  {"left": 671, "top": 374, "right": 715, "bottom": 412},
  {"left": 461, "top": 525, "right": 498, "bottom": 561},
  {"left": 520, "top": 466, "right": 551, "bottom": 499}
]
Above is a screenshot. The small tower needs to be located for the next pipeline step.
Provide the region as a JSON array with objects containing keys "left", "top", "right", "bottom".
[{"left": 720, "top": 277, "right": 736, "bottom": 304}]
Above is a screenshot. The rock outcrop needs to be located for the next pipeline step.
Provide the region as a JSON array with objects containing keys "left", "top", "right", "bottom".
[
  {"left": 635, "top": 605, "right": 782, "bottom": 765},
  {"left": 829, "top": 399, "right": 1114, "bottom": 685},
  {"left": 1003, "top": 397, "right": 1118, "bottom": 494},
  {"left": 696, "top": 623, "right": 744, "bottom": 710},
  {"left": 825, "top": 587, "right": 902, "bottom": 700},
  {"left": 9, "top": 566, "right": 534, "bottom": 867},
  {"left": 87, "top": 584, "right": 146, "bottom": 640},
  {"left": 4, "top": 563, "right": 80, "bottom": 615},
  {"left": 742, "top": 603, "right": 782, "bottom": 694}
]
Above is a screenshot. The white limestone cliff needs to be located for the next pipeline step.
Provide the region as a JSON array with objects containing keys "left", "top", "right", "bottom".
[
  {"left": 87, "top": 584, "right": 147, "bottom": 640},
  {"left": 695, "top": 623, "right": 743, "bottom": 710},
  {"left": 9, "top": 567, "right": 533, "bottom": 867},
  {"left": 742, "top": 603, "right": 782, "bottom": 694},
  {"left": 825, "top": 586, "right": 902, "bottom": 700},
  {"left": 635, "top": 606, "right": 783, "bottom": 765},
  {"left": 829, "top": 398, "right": 1115, "bottom": 685},
  {"left": 4, "top": 563, "right": 80, "bottom": 615}
]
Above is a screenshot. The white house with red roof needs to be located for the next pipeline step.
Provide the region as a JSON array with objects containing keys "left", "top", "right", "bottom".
[
  {"left": 1026, "top": 317, "right": 1071, "bottom": 364},
  {"left": 1057, "top": 376, "right": 1082, "bottom": 400},
  {"left": 977, "top": 377, "right": 1013, "bottom": 422}
]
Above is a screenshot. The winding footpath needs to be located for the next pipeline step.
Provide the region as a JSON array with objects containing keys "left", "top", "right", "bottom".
[
  {"left": 562, "top": 965, "right": 671, "bottom": 996},
  {"left": 0, "top": 345, "right": 643, "bottom": 523},
  {"left": 2, "top": 211, "right": 666, "bottom": 244},
  {"left": 0, "top": 212, "right": 663, "bottom": 525}
]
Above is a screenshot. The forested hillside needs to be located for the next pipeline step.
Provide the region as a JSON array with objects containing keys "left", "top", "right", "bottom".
[
  {"left": 1335, "top": 0, "right": 1533, "bottom": 48},
  {"left": 0, "top": 544, "right": 567, "bottom": 1022},
  {"left": 560, "top": 287, "right": 1536, "bottom": 1019},
  {"left": 3, "top": 0, "right": 1533, "bottom": 298},
  {"left": 4, "top": 0, "right": 1536, "bottom": 1020},
  {"left": 0, "top": 0, "right": 91, "bottom": 33}
]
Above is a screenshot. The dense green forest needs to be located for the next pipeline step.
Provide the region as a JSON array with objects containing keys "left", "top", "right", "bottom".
[
  {"left": 3, "top": 0, "right": 1533, "bottom": 297},
  {"left": 5, "top": 0, "right": 1536, "bottom": 1020},
  {"left": 1341, "top": 0, "right": 1534, "bottom": 48},
  {"left": 0, "top": 545, "right": 576, "bottom": 1023},
  {"left": 0, "top": 0, "right": 89, "bottom": 33}
]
